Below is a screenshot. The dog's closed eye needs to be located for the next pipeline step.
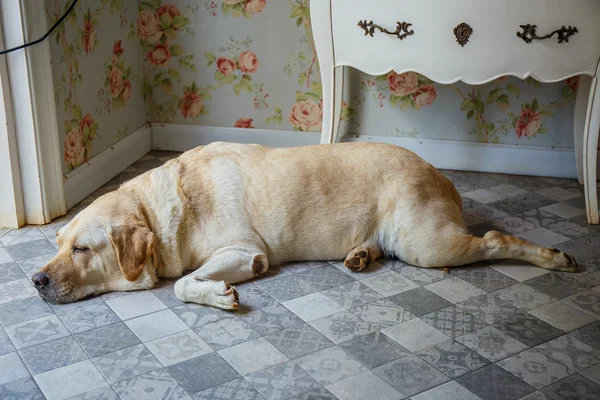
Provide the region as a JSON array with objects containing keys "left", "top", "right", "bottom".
[{"left": 72, "top": 246, "right": 89, "bottom": 254}]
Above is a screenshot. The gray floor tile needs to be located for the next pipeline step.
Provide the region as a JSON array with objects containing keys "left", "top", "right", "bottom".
[
  {"left": 34, "top": 359, "right": 108, "bottom": 400},
  {"left": 541, "top": 374, "right": 600, "bottom": 400},
  {"left": 563, "top": 290, "right": 600, "bottom": 318},
  {"left": 193, "top": 377, "right": 263, "bottom": 400},
  {"left": 416, "top": 339, "right": 489, "bottom": 378},
  {"left": 5, "top": 239, "right": 56, "bottom": 262},
  {"left": 0, "top": 278, "right": 37, "bottom": 305},
  {"left": 263, "top": 323, "right": 333, "bottom": 359},
  {"left": 411, "top": 380, "right": 481, "bottom": 400},
  {"left": 171, "top": 303, "right": 235, "bottom": 330},
  {"left": 234, "top": 283, "right": 277, "bottom": 313},
  {"left": 360, "top": 271, "right": 419, "bottom": 297},
  {"left": 394, "top": 265, "right": 448, "bottom": 286},
  {"left": 167, "top": 353, "right": 240, "bottom": 393},
  {"left": 0, "top": 296, "right": 54, "bottom": 327},
  {"left": 493, "top": 283, "right": 559, "bottom": 311},
  {"left": 0, "top": 377, "right": 44, "bottom": 400},
  {"left": 196, "top": 316, "right": 260, "bottom": 351},
  {"left": 489, "top": 193, "right": 555, "bottom": 215},
  {"left": 456, "top": 326, "right": 528, "bottom": 362},
  {"left": 422, "top": 306, "right": 487, "bottom": 338},
  {"left": 145, "top": 330, "right": 212, "bottom": 367},
  {"left": 529, "top": 301, "right": 596, "bottom": 332},
  {"left": 0, "top": 262, "right": 26, "bottom": 284},
  {"left": 67, "top": 387, "right": 118, "bottom": 400},
  {"left": 238, "top": 303, "right": 303, "bottom": 335},
  {"left": 339, "top": 330, "right": 410, "bottom": 369},
  {"left": 309, "top": 311, "right": 375, "bottom": 344},
  {"left": 55, "top": 301, "right": 120, "bottom": 334},
  {"left": 536, "top": 335, "right": 600, "bottom": 372},
  {"left": 388, "top": 287, "right": 453, "bottom": 316},
  {"left": 326, "top": 369, "right": 402, "bottom": 400},
  {"left": 373, "top": 354, "right": 449, "bottom": 397},
  {"left": 580, "top": 364, "right": 600, "bottom": 385},
  {"left": 112, "top": 369, "right": 191, "bottom": 400},
  {"left": 497, "top": 349, "right": 573, "bottom": 389},
  {"left": 296, "top": 346, "right": 367, "bottom": 385},
  {"left": 458, "top": 293, "right": 522, "bottom": 324},
  {"left": 382, "top": 318, "right": 451, "bottom": 353},
  {"left": 125, "top": 309, "right": 189, "bottom": 343},
  {"left": 525, "top": 273, "right": 587, "bottom": 300},
  {"left": 254, "top": 275, "right": 318, "bottom": 302},
  {"left": 218, "top": 337, "right": 288, "bottom": 376},
  {"left": 555, "top": 240, "right": 600, "bottom": 262},
  {"left": 282, "top": 293, "right": 345, "bottom": 322},
  {"left": 104, "top": 291, "right": 167, "bottom": 320},
  {"left": 151, "top": 280, "right": 184, "bottom": 308},
  {"left": 456, "top": 267, "right": 518, "bottom": 292},
  {"left": 0, "top": 326, "right": 15, "bottom": 356},
  {"left": 74, "top": 322, "right": 140, "bottom": 358},
  {"left": 245, "top": 360, "right": 323, "bottom": 400},
  {"left": 5, "top": 315, "right": 69, "bottom": 350},
  {"left": 0, "top": 227, "right": 44, "bottom": 247},
  {"left": 350, "top": 298, "right": 416, "bottom": 329},
  {"left": 456, "top": 364, "right": 535, "bottom": 400},
  {"left": 19, "top": 336, "right": 87, "bottom": 375},
  {"left": 492, "top": 312, "right": 564, "bottom": 347},
  {"left": 322, "top": 281, "right": 383, "bottom": 309},
  {"left": 572, "top": 321, "right": 600, "bottom": 349},
  {"left": 295, "top": 265, "right": 355, "bottom": 291},
  {"left": 17, "top": 253, "right": 57, "bottom": 277},
  {"left": 0, "top": 352, "right": 30, "bottom": 385},
  {"left": 92, "top": 344, "right": 162, "bottom": 384}
]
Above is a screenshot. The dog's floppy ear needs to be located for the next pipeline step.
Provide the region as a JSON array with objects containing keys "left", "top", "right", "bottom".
[{"left": 108, "top": 223, "right": 156, "bottom": 282}]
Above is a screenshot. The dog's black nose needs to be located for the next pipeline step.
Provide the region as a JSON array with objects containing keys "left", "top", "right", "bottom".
[{"left": 32, "top": 272, "right": 49, "bottom": 289}]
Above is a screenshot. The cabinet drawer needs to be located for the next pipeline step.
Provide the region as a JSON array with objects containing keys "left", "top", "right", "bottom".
[{"left": 332, "top": 0, "right": 600, "bottom": 83}]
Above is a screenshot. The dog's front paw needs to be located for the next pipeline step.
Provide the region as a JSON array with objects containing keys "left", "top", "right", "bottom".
[{"left": 344, "top": 247, "right": 373, "bottom": 272}]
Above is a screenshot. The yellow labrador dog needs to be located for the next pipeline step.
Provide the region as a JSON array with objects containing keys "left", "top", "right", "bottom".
[{"left": 32, "top": 142, "right": 577, "bottom": 308}]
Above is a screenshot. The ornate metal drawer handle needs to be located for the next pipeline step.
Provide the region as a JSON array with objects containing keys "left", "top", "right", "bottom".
[
  {"left": 357, "top": 20, "right": 414, "bottom": 40},
  {"left": 516, "top": 24, "right": 578, "bottom": 44}
]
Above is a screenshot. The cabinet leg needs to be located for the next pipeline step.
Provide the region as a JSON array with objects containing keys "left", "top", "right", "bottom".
[
  {"left": 575, "top": 75, "right": 592, "bottom": 185},
  {"left": 331, "top": 66, "right": 344, "bottom": 143},
  {"left": 583, "top": 75, "right": 600, "bottom": 224}
]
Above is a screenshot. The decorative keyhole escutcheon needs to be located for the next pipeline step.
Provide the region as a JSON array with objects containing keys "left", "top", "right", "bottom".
[{"left": 454, "top": 22, "right": 473, "bottom": 47}]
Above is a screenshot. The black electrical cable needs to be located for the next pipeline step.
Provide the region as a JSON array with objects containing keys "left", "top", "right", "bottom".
[{"left": 0, "top": 0, "right": 79, "bottom": 55}]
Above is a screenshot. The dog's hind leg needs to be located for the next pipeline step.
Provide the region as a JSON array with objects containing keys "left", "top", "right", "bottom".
[
  {"left": 174, "top": 246, "right": 268, "bottom": 309},
  {"left": 344, "top": 245, "right": 383, "bottom": 272}
]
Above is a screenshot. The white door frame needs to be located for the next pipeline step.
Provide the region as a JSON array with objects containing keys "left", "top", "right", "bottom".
[{"left": 0, "top": 0, "right": 67, "bottom": 228}]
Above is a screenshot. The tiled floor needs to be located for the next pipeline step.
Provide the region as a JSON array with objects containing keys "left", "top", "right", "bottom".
[{"left": 1, "top": 151, "right": 600, "bottom": 400}]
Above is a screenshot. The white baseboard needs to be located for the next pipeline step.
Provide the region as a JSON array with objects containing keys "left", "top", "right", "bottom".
[
  {"left": 151, "top": 124, "right": 581, "bottom": 179},
  {"left": 63, "top": 124, "right": 152, "bottom": 210}
]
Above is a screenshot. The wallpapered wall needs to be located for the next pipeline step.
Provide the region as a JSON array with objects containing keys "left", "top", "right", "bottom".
[{"left": 48, "top": 0, "right": 580, "bottom": 175}]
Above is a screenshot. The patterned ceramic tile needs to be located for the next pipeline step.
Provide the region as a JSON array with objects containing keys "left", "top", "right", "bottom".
[
  {"left": 546, "top": 219, "right": 597, "bottom": 239},
  {"left": 5, "top": 315, "right": 69, "bottom": 350},
  {"left": 55, "top": 301, "right": 120, "bottom": 334},
  {"left": 498, "top": 349, "right": 573, "bottom": 389},
  {"left": 425, "top": 277, "right": 487, "bottom": 304},
  {"left": 194, "top": 377, "right": 263, "bottom": 400},
  {"left": 295, "top": 265, "right": 355, "bottom": 291},
  {"left": 493, "top": 313, "right": 564, "bottom": 347},
  {"left": 92, "top": 344, "right": 162, "bottom": 384},
  {"left": 0, "top": 296, "right": 54, "bottom": 327},
  {"left": 358, "top": 270, "right": 419, "bottom": 297},
  {"left": 541, "top": 374, "right": 600, "bottom": 400},
  {"left": 167, "top": 352, "right": 240, "bottom": 394},
  {"left": 493, "top": 283, "right": 559, "bottom": 311},
  {"left": 349, "top": 298, "right": 416, "bottom": 329},
  {"left": 145, "top": 330, "right": 212, "bottom": 367},
  {"left": 0, "top": 377, "right": 44, "bottom": 400},
  {"left": 151, "top": 280, "right": 184, "bottom": 308},
  {"left": 387, "top": 287, "right": 452, "bottom": 317},
  {"left": 322, "top": 281, "right": 382, "bottom": 309},
  {"left": 17, "top": 253, "right": 56, "bottom": 277},
  {"left": 489, "top": 193, "right": 555, "bottom": 215},
  {"left": 234, "top": 283, "right": 277, "bottom": 313},
  {"left": 492, "top": 215, "right": 544, "bottom": 235},
  {"left": 125, "top": 309, "right": 188, "bottom": 343},
  {"left": 490, "top": 260, "right": 549, "bottom": 282},
  {"left": 423, "top": 303, "right": 488, "bottom": 338},
  {"left": 0, "top": 262, "right": 26, "bottom": 284},
  {"left": 528, "top": 301, "right": 596, "bottom": 332},
  {"left": 171, "top": 303, "right": 234, "bottom": 330},
  {"left": 536, "top": 335, "right": 600, "bottom": 372},
  {"left": 263, "top": 323, "right": 333, "bottom": 359},
  {"left": 373, "top": 354, "right": 449, "bottom": 396},
  {"left": 74, "top": 322, "right": 141, "bottom": 358},
  {"left": 0, "top": 227, "right": 45, "bottom": 247},
  {"left": 34, "top": 360, "right": 108, "bottom": 400},
  {"left": 456, "top": 326, "right": 528, "bottom": 362},
  {"left": 282, "top": 293, "right": 345, "bottom": 322},
  {"left": 238, "top": 303, "right": 303, "bottom": 335},
  {"left": 196, "top": 317, "right": 261, "bottom": 351},
  {"left": 525, "top": 273, "right": 586, "bottom": 300},
  {"left": 0, "top": 352, "right": 30, "bottom": 385},
  {"left": 218, "top": 337, "right": 288, "bottom": 375},
  {"left": 325, "top": 370, "right": 402, "bottom": 400},
  {"left": 296, "top": 346, "right": 367, "bottom": 385},
  {"left": 19, "top": 336, "right": 87, "bottom": 375},
  {"left": 464, "top": 205, "right": 509, "bottom": 223},
  {"left": 455, "top": 364, "right": 535, "bottom": 400},
  {"left": 329, "top": 260, "right": 390, "bottom": 279},
  {"left": 394, "top": 265, "right": 448, "bottom": 286},
  {"left": 458, "top": 294, "right": 522, "bottom": 324},
  {"left": 245, "top": 360, "right": 323, "bottom": 400},
  {"left": 4, "top": 239, "right": 56, "bottom": 262},
  {"left": 309, "top": 312, "right": 375, "bottom": 344},
  {"left": 338, "top": 330, "right": 409, "bottom": 369},
  {"left": 519, "top": 227, "right": 570, "bottom": 247},
  {"left": 463, "top": 189, "right": 506, "bottom": 204},
  {"left": 0, "top": 327, "right": 15, "bottom": 356},
  {"left": 455, "top": 267, "right": 518, "bottom": 293},
  {"left": 112, "top": 369, "right": 191, "bottom": 400},
  {"left": 104, "top": 291, "right": 167, "bottom": 320},
  {"left": 0, "top": 278, "right": 37, "bottom": 305},
  {"left": 572, "top": 321, "right": 600, "bottom": 349},
  {"left": 0, "top": 249, "right": 12, "bottom": 265},
  {"left": 562, "top": 290, "right": 600, "bottom": 318},
  {"left": 580, "top": 364, "right": 600, "bottom": 385},
  {"left": 416, "top": 339, "right": 489, "bottom": 378},
  {"left": 254, "top": 275, "right": 318, "bottom": 302},
  {"left": 411, "top": 380, "right": 481, "bottom": 400},
  {"left": 541, "top": 202, "right": 586, "bottom": 219},
  {"left": 555, "top": 240, "right": 600, "bottom": 262},
  {"left": 382, "top": 318, "right": 450, "bottom": 353}
]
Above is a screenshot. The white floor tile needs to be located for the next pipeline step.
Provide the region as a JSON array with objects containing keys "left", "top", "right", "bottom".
[
  {"left": 105, "top": 291, "right": 167, "bottom": 320},
  {"left": 425, "top": 277, "right": 486, "bottom": 303},
  {"left": 282, "top": 293, "right": 345, "bottom": 322},
  {"left": 34, "top": 360, "right": 108, "bottom": 400},
  {"left": 528, "top": 301, "right": 596, "bottom": 332},
  {"left": 382, "top": 318, "right": 450, "bottom": 352},
  {"left": 491, "top": 260, "right": 549, "bottom": 282},
  {"left": 217, "top": 337, "right": 287, "bottom": 375}
]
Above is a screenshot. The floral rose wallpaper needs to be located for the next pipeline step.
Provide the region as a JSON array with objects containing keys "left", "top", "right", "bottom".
[{"left": 48, "top": 0, "right": 582, "bottom": 175}]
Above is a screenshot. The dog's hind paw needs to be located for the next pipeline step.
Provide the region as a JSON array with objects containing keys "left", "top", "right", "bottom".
[{"left": 344, "top": 246, "right": 376, "bottom": 272}]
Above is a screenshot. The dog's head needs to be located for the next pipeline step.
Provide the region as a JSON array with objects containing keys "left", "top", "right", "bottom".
[{"left": 33, "top": 190, "right": 158, "bottom": 303}]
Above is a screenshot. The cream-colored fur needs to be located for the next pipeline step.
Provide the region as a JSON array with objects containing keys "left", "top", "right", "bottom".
[{"left": 36, "top": 142, "right": 577, "bottom": 309}]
